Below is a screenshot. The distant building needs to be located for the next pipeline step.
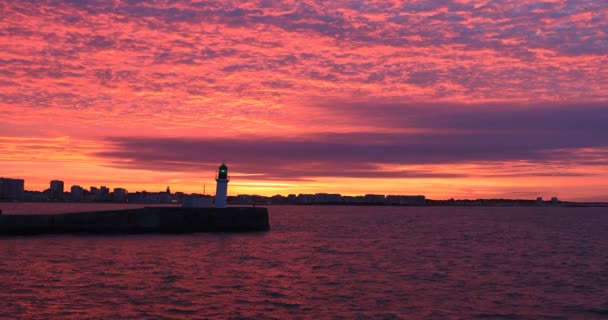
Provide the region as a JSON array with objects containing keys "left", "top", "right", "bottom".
[
  {"left": 0, "top": 177, "right": 25, "bottom": 201},
  {"left": 50, "top": 180, "right": 64, "bottom": 200},
  {"left": 551, "top": 197, "right": 559, "bottom": 204},
  {"left": 385, "top": 195, "right": 426, "bottom": 206},
  {"left": 113, "top": 188, "right": 128, "bottom": 202},
  {"left": 172, "top": 192, "right": 185, "bottom": 203},
  {"left": 23, "top": 190, "right": 45, "bottom": 202},
  {"left": 402, "top": 195, "right": 426, "bottom": 205},
  {"left": 88, "top": 186, "right": 99, "bottom": 201},
  {"left": 126, "top": 191, "right": 174, "bottom": 204},
  {"left": 182, "top": 194, "right": 213, "bottom": 208},
  {"left": 342, "top": 196, "right": 365, "bottom": 204},
  {"left": 297, "top": 194, "right": 315, "bottom": 204},
  {"left": 159, "top": 191, "right": 170, "bottom": 203},
  {"left": 536, "top": 197, "right": 543, "bottom": 205},
  {"left": 71, "top": 185, "right": 84, "bottom": 201},
  {"left": 270, "top": 194, "right": 286, "bottom": 203},
  {"left": 99, "top": 186, "right": 110, "bottom": 201},
  {"left": 385, "top": 195, "right": 401, "bottom": 205},
  {"left": 236, "top": 194, "right": 252, "bottom": 204},
  {"left": 365, "top": 194, "right": 385, "bottom": 204},
  {"left": 314, "top": 193, "right": 342, "bottom": 203}
]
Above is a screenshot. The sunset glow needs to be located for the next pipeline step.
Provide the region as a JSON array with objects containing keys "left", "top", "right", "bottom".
[{"left": 1, "top": 0, "right": 607, "bottom": 200}]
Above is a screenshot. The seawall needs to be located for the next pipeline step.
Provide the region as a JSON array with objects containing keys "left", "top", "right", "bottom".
[{"left": 0, "top": 207, "right": 269, "bottom": 235}]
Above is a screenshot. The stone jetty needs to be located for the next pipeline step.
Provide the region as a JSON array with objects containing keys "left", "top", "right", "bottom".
[{"left": 0, "top": 207, "right": 269, "bottom": 235}]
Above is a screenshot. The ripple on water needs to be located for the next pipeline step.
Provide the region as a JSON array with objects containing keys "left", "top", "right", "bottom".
[{"left": 1, "top": 205, "right": 608, "bottom": 319}]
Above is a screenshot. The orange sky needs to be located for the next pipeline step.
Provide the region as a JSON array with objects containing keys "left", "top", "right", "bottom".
[{"left": 1, "top": 0, "right": 607, "bottom": 201}]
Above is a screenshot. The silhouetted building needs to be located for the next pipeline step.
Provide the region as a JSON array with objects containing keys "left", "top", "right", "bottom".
[
  {"left": 314, "top": 193, "right": 342, "bottom": 203},
  {"left": 236, "top": 194, "right": 252, "bottom": 204},
  {"left": 71, "top": 185, "right": 84, "bottom": 201},
  {"left": 22, "top": 190, "right": 45, "bottom": 202},
  {"left": 113, "top": 188, "right": 128, "bottom": 202},
  {"left": 88, "top": 186, "right": 99, "bottom": 201},
  {"left": 0, "top": 177, "right": 25, "bottom": 201},
  {"left": 50, "top": 180, "right": 64, "bottom": 200},
  {"left": 342, "top": 195, "right": 365, "bottom": 204},
  {"left": 385, "top": 195, "right": 400, "bottom": 205},
  {"left": 297, "top": 194, "right": 315, "bottom": 203},
  {"left": 385, "top": 195, "right": 426, "bottom": 206},
  {"left": 365, "top": 194, "right": 385, "bottom": 204},
  {"left": 126, "top": 191, "right": 174, "bottom": 204},
  {"left": 159, "top": 191, "right": 170, "bottom": 203},
  {"left": 99, "top": 186, "right": 110, "bottom": 201},
  {"left": 270, "top": 194, "right": 287, "bottom": 203},
  {"left": 182, "top": 194, "right": 213, "bottom": 208}
]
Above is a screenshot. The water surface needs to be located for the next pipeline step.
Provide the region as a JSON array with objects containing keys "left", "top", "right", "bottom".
[{"left": 1, "top": 204, "right": 607, "bottom": 319}]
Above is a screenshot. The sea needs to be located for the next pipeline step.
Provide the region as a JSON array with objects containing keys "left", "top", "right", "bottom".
[{"left": 0, "top": 203, "right": 607, "bottom": 319}]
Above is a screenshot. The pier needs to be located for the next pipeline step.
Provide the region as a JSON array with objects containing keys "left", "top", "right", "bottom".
[{"left": 0, "top": 207, "right": 269, "bottom": 235}]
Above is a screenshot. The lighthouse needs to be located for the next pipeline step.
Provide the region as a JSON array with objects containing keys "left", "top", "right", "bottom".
[{"left": 215, "top": 163, "right": 230, "bottom": 208}]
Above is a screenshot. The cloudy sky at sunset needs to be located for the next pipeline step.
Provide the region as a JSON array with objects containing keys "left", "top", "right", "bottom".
[{"left": 1, "top": 0, "right": 607, "bottom": 200}]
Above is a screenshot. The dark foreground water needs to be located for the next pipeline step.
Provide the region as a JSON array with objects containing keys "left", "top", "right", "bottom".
[{"left": 1, "top": 204, "right": 607, "bottom": 319}]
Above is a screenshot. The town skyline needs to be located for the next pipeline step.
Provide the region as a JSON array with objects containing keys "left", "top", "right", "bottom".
[
  {"left": 7, "top": 176, "right": 584, "bottom": 208},
  {"left": 1, "top": 1, "right": 607, "bottom": 201},
  {"left": 1, "top": 176, "right": 571, "bottom": 205}
]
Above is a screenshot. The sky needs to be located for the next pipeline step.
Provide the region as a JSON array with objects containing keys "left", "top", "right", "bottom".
[{"left": 1, "top": 0, "right": 607, "bottom": 201}]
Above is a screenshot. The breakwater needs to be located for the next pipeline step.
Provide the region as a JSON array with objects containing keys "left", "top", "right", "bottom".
[{"left": 0, "top": 207, "right": 269, "bottom": 235}]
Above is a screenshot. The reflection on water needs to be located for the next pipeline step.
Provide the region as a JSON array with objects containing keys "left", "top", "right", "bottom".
[{"left": 1, "top": 204, "right": 607, "bottom": 319}]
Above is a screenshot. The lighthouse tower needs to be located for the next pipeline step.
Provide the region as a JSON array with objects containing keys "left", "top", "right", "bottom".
[{"left": 215, "top": 163, "right": 230, "bottom": 208}]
